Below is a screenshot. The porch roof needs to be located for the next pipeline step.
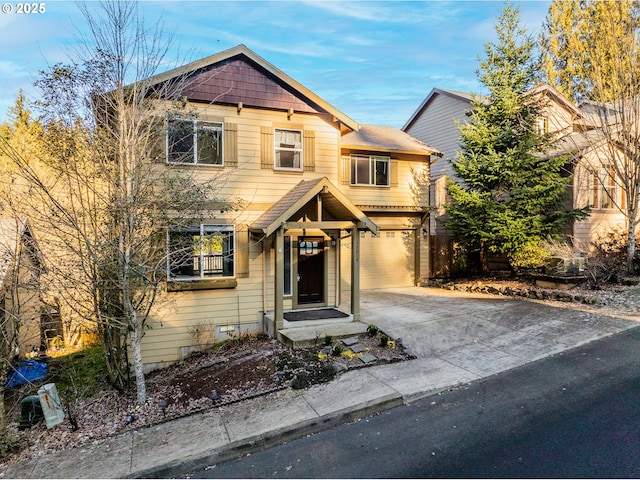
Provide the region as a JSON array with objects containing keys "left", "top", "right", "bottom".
[
  {"left": 341, "top": 124, "right": 442, "bottom": 158},
  {"left": 250, "top": 177, "right": 378, "bottom": 237}
]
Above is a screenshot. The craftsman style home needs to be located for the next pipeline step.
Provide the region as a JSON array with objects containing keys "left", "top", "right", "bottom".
[
  {"left": 402, "top": 84, "right": 627, "bottom": 274},
  {"left": 141, "top": 45, "right": 441, "bottom": 371}
]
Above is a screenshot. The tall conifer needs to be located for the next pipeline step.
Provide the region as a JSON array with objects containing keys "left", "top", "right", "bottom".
[{"left": 445, "top": 3, "right": 587, "bottom": 271}]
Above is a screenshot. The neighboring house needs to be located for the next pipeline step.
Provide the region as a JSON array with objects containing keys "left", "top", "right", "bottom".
[
  {"left": 0, "top": 218, "right": 42, "bottom": 358},
  {"left": 402, "top": 84, "right": 626, "bottom": 273},
  {"left": 138, "top": 45, "right": 441, "bottom": 371}
]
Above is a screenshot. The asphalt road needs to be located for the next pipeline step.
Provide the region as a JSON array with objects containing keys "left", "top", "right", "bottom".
[{"left": 184, "top": 326, "right": 640, "bottom": 479}]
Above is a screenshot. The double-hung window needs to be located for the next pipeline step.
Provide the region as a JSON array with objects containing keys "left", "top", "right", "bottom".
[
  {"left": 168, "top": 225, "right": 235, "bottom": 280},
  {"left": 590, "top": 165, "right": 623, "bottom": 210},
  {"left": 167, "top": 118, "right": 223, "bottom": 165},
  {"left": 274, "top": 129, "right": 303, "bottom": 170},
  {"left": 350, "top": 154, "right": 390, "bottom": 186},
  {"left": 535, "top": 116, "right": 549, "bottom": 135}
]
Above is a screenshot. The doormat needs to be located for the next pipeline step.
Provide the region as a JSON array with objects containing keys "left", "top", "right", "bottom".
[{"left": 284, "top": 308, "right": 350, "bottom": 322}]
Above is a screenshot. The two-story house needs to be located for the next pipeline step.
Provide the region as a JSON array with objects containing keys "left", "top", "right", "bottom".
[
  {"left": 139, "top": 45, "right": 441, "bottom": 371},
  {"left": 403, "top": 84, "right": 625, "bottom": 275}
]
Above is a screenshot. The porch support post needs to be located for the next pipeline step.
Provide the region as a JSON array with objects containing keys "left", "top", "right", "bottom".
[
  {"left": 350, "top": 227, "right": 361, "bottom": 321},
  {"left": 414, "top": 227, "right": 421, "bottom": 286},
  {"left": 274, "top": 226, "right": 285, "bottom": 331}
]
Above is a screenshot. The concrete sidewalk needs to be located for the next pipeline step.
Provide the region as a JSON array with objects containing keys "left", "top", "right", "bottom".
[{"left": 2, "top": 287, "right": 639, "bottom": 479}]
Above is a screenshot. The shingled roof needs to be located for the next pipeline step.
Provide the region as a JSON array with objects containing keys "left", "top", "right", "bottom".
[
  {"left": 251, "top": 177, "right": 377, "bottom": 237},
  {"left": 142, "top": 44, "right": 360, "bottom": 134},
  {"left": 341, "top": 124, "right": 442, "bottom": 157}
]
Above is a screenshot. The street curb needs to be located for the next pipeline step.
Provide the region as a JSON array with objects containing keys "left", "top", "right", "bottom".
[{"left": 128, "top": 392, "right": 404, "bottom": 479}]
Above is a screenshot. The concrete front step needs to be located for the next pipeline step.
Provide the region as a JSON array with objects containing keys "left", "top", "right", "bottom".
[
  {"left": 278, "top": 321, "right": 368, "bottom": 348},
  {"left": 282, "top": 314, "right": 353, "bottom": 329}
]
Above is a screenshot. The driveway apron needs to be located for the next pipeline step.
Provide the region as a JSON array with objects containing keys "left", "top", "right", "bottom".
[{"left": 360, "top": 287, "right": 639, "bottom": 374}]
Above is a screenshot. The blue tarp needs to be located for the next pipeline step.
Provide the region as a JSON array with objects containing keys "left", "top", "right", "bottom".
[{"left": 5, "top": 360, "right": 48, "bottom": 388}]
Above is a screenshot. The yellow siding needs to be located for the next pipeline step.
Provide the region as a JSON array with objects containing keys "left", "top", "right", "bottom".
[
  {"left": 543, "top": 99, "right": 574, "bottom": 134},
  {"left": 143, "top": 238, "right": 265, "bottom": 367},
  {"left": 161, "top": 103, "right": 340, "bottom": 203},
  {"left": 339, "top": 159, "right": 429, "bottom": 208},
  {"left": 141, "top": 100, "right": 427, "bottom": 369}
]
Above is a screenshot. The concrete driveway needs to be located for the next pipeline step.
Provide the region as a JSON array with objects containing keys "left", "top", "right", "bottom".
[{"left": 360, "top": 287, "right": 639, "bottom": 378}]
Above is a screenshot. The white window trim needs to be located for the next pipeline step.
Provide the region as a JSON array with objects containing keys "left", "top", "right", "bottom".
[
  {"left": 535, "top": 116, "right": 549, "bottom": 135},
  {"left": 350, "top": 154, "right": 391, "bottom": 187},
  {"left": 167, "top": 224, "right": 235, "bottom": 281},
  {"left": 590, "top": 165, "right": 620, "bottom": 210},
  {"left": 166, "top": 118, "right": 224, "bottom": 166},
  {"left": 274, "top": 128, "right": 303, "bottom": 171}
]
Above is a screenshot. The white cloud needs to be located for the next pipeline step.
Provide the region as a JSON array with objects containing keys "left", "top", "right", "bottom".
[
  {"left": 0, "top": 60, "right": 28, "bottom": 79},
  {"left": 299, "top": 0, "right": 457, "bottom": 24}
]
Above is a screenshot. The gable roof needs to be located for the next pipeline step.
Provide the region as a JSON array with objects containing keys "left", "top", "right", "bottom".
[
  {"left": 403, "top": 84, "right": 590, "bottom": 133},
  {"left": 341, "top": 124, "right": 442, "bottom": 157},
  {"left": 145, "top": 45, "right": 359, "bottom": 133},
  {"left": 402, "top": 88, "right": 490, "bottom": 132},
  {"left": 251, "top": 177, "right": 377, "bottom": 237},
  {"left": 529, "top": 84, "right": 587, "bottom": 121}
]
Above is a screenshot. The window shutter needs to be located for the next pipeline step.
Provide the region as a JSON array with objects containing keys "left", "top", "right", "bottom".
[
  {"left": 153, "top": 119, "right": 168, "bottom": 163},
  {"left": 341, "top": 156, "right": 351, "bottom": 184},
  {"left": 303, "top": 130, "right": 315, "bottom": 171},
  {"left": 236, "top": 224, "right": 249, "bottom": 278},
  {"left": 390, "top": 160, "right": 399, "bottom": 187},
  {"left": 261, "top": 126, "right": 274, "bottom": 169},
  {"left": 224, "top": 123, "right": 238, "bottom": 167}
]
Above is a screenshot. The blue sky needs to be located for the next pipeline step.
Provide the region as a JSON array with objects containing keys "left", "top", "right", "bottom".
[{"left": 0, "top": 0, "right": 551, "bottom": 128}]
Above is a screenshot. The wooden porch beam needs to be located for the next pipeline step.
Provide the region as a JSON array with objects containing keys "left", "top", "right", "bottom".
[{"left": 282, "top": 221, "right": 355, "bottom": 230}]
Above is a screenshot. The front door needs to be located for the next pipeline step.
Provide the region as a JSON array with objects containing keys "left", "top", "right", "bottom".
[{"left": 297, "top": 237, "right": 324, "bottom": 304}]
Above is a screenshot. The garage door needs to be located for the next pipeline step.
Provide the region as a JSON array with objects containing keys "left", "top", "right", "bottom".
[{"left": 341, "top": 230, "right": 415, "bottom": 290}]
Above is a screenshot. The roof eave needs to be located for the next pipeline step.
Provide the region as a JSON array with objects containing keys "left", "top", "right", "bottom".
[
  {"left": 143, "top": 45, "right": 360, "bottom": 133},
  {"left": 252, "top": 178, "right": 378, "bottom": 237},
  {"left": 341, "top": 144, "right": 442, "bottom": 158}
]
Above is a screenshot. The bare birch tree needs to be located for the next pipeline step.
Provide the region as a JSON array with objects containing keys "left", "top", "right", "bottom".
[
  {"left": 542, "top": 1, "right": 640, "bottom": 273},
  {"left": 0, "top": 1, "right": 236, "bottom": 403}
]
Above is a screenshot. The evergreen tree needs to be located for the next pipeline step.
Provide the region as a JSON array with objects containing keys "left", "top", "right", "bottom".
[{"left": 445, "top": 3, "right": 587, "bottom": 271}]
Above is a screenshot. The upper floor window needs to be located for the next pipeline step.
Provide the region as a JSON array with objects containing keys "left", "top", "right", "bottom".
[
  {"left": 350, "top": 155, "right": 390, "bottom": 186},
  {"left": 167, "top": 118, "right": 223, "bottom": 165},
  {"left": 275, "top": 129, "right": 302, "bottom": 170},
  {"left": 590, "top": 165, "right": 624, "bottom": 210},
  {"left": 535, "top": 116, "right": 549, "bottom": 135},
  {"left": 168, "top": 225, "right": 235, "bottom": 280}
]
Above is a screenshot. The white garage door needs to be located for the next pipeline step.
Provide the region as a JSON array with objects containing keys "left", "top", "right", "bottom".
[{"left": 342, "top": 230, "right": 415, "bottom": 290}]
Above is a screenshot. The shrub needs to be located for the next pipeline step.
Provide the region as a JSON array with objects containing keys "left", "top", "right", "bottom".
[
  {"left": 331, "top": 344, "right": 343, "bottom": 356},
  {"left": 585, "top": 227, "right": 629, "bottom": 288},
  {"left": 366, "top": 324, "right": 379, "bottom": 337},
  {"left": 379, "top": 334, "right": 389, "bottom": 347},
  {"left": 323, "top": 334, "right": 332, "bottom": 346},
  {"left": 509, "top": 241, "right": 549, "bottom": 269}
]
